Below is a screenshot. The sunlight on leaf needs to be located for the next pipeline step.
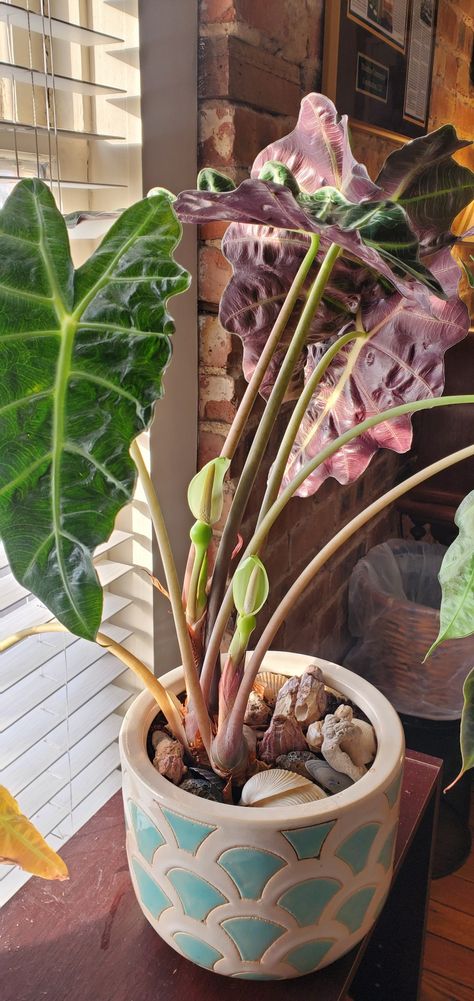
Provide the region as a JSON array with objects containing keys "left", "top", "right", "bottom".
[{"left": 0, "top": 786, "right": 69, "bottom": 880}]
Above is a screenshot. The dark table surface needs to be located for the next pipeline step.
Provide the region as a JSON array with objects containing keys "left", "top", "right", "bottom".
[{"left": 0, "top": 750, "right": 442, "bottom": 1001}]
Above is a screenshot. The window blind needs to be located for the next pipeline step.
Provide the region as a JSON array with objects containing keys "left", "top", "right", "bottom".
[{"left": 0, "top": 0, "right": 148, "bottom": 906}]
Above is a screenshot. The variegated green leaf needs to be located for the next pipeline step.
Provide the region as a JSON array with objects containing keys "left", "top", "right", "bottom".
[
  {"left": 0, "top": 179, "right": 190, "bottom": 640},
  {"left": 427, "top": 490, "right": 474, "bottom": 657}
]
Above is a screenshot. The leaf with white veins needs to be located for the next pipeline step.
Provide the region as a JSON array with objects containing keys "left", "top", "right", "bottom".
[{"left": 0, "top": 179, "right": 190, "bottom": 640}]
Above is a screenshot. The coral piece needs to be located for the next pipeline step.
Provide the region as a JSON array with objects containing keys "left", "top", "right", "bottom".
[
  {"left": 152, "top": 731, "right": 187, "bottom": 785},
  {"left": 179, "top": 768, "right": 225, "bottom": 802},
  {"left": 276, "top": 750, "right": 318, "bottom": 776},
  {"left": 334, "top": 706, "right": 377, "bottom": 766},
  {"left": 321, "top": 715, "right": 367, "bottom": 782}
]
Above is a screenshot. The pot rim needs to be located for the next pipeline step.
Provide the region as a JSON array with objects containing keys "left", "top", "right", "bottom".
[{"left": 119, "top": 651, "right": 405, "bottom": 825}]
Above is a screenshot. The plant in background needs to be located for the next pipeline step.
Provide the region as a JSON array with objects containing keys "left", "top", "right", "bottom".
[{"left": 1, "top": 94, "right": 474, "bottom": 878}]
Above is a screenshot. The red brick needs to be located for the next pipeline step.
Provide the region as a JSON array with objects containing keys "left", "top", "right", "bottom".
[
  {"left": 444, "top": 52, "right": 459, "bottom": 91},
  {"left": 199, "top": 314, "right": 234, "bottom": 368},
  {"left": 199, "top": 220, "right": 229, "bottom": 241},
  {"left": 198, "top": 428, "right": 227, "bottom": 467},
  {"left": 437, "top": 3, "right": 459, "bottom": 48},
  {"left": 199, "top": 0, "right": 236, "bottom": 24},
  {"left": 456, "top": 58, "right": 471, "bottom": 98},
  {"left": 199, "top": 101, "right": 235, "bottom": 167},
  {"left": 232, "top": 105, "right": 294, "bottom": 169},
  {"left": 199, "top": 244, "right": 232, "bottom": 306}
]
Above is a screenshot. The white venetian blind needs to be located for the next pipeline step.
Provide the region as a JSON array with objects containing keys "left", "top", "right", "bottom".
[{"left": 0, "top": 0, "right": 153, "bottom": 906}]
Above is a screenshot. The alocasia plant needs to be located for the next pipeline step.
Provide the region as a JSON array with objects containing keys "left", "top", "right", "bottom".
[{"left": 1, "top": 93, "right": 474, "bottom": 878}]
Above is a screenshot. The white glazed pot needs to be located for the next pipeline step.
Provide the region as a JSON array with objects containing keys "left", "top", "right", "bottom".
[{"left": 119, "top": 652, "right": 404, "bottom": 980}]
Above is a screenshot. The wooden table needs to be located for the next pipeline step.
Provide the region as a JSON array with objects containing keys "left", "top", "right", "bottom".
[{"left": 0, "top": 750, "right": 442, "bottom": 1001}]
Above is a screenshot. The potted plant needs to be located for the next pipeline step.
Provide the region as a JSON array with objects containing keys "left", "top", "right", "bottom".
[{"left": 1, "top": 93, "right": 473, "bottom": 980}]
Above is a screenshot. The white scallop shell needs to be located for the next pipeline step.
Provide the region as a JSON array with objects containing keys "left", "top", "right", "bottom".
[{"left": 240, "top": 768, "right": 327, "bottom": 808}]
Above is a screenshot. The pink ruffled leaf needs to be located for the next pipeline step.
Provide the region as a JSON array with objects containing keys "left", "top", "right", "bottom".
[{"left": 283, "top": 273, "right": 469, "bottom": 497}]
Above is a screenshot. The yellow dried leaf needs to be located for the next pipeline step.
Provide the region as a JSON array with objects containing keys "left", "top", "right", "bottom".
[{"left": 0, "top": 785, "right": 69, "bottom": 880}]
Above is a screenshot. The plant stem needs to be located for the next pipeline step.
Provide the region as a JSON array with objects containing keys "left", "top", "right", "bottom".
[
  {"left": 221, "top": 233, "right": 322, "bottom": 461},
  {"left": 202, "top": 241, "right": 341, "bottom": 701},
  {"left": 0, "top": 622, "right": 187, "bottom": 745},
  {"left": 258, "top": 329, "right": 367, "bottom": 524},
  {"left": 228, "top": 441, "right": 474, "bottom": 741},
  {"left": 203, "top": 392, "right": 474, "bottom": 732},
  {"left": 130, "top": 438, "right": 212, "bottom": 756}
]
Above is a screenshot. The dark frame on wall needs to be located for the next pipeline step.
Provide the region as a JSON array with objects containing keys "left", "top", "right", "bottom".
[{"left": 323, "top": 0, "right": 439, "bottom": 143}]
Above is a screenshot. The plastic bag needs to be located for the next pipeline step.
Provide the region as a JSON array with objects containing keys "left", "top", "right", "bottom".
[{"left": 344, "top": 539, "right": 470, "bottom": 720}]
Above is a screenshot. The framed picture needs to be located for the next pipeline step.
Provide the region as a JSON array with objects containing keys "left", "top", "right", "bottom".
[{"left": 323, "top": 0, "right": 439, "bottom": 141}]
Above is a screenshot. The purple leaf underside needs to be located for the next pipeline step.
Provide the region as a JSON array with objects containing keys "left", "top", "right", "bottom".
[{"left": 283, "top": 286, "right": 469, "bottom": 497}]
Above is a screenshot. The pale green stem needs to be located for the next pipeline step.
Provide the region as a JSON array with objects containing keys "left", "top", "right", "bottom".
[
  {"left": 258, "top": 329, "right": 367, "bottom": 525},
  {"left": 0, "top": 622, "right": 187, "bottom": 746},
  {"left": 236, "top": 442, "right": 474, "bottom": 725},
  {"left": 130, "top": 439, "right": 212, "bottom": 756},
  {"left": 202, "top": 241, "right": 341, "bottom": 703},
  {"left": 206, "top": 392, "right": 474, "bottom": 724}
]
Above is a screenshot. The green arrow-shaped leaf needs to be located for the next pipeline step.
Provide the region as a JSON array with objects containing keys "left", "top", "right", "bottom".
[
  {"left": 0, "top": 179, "right": 190, "bottom": 640},
  {"left": 426, "top": 490, "right": 474, "bottom": 658}
]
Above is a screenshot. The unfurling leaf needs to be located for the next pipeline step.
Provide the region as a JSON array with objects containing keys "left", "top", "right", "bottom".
[
  {"left": 426, "top": 491, "right": 474, "bottom": 658},
  {"left": 0, "top": 786, "right": 69, "bottom": 880},
  {"left": 445, "top": 669, "right": 474, "bottom": 792},
  {"left": 0, "top": 180, "right": 190, "bottom": 640},
  {"left": 187, "top": 457, "right": 231, "bottom": 525},
  {"left": 197, "top": 168, "right": 236, "bottom": 192},
  {"left": 232, "top": 556, "right": 269, "bottom": 616}
]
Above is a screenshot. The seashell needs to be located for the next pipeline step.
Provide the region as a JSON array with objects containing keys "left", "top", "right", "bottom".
[
  {"left": 306, "top": 720, "right": 324, "bottom": 752},
  {"left": 273, "top": 675, "right": 300, "bottom": 718},
  {"left": 276, "top": 750, "right": 318, "bottom": 776},
  {"left": 153, "top": 732, "right": 187, "bottom": 785},
  {"left": 240, "top": 768, "right": 327, "bottom": 807},
  {"left": 244, "top": 690, "right": 272, "bottom": 729},
  {"left": 254, "top": 670, "right": 287, "bottom": 707},
  {"left": 273, "top": 666, "right": 327, "bottom": 724},
  {"left": 305, "top": 759, "right": 354, "bottom": 795},
  {"left": 294, "top": 664, "right": 327, "bottom": 725},
  {"left": 321, "top": 714, "right": 366, "bottom": 782},
  {"left": 180, "top": 768, "right": 225, "bottom": 802},
  {"left": 259, "top": 715, "right": 307, "bottom": 764}
]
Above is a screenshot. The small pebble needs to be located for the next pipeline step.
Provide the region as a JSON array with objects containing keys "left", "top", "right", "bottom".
[{"left": 305, "top": 759, "right": 354, "bottom": 795}]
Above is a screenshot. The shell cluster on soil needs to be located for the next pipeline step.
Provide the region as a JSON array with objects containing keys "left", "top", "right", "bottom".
[{"left": 147, "top": 663, "right": 377, "bottom": 806}]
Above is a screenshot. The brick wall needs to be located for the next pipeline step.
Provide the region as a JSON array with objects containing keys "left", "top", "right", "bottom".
[{"left": 196, "top": 0, "right": 471, "bottom": 662}]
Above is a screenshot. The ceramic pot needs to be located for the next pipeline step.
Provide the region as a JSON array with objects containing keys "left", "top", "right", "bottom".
[{"left": 119, "top": 652, "right": 404, "bottom": 980}]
